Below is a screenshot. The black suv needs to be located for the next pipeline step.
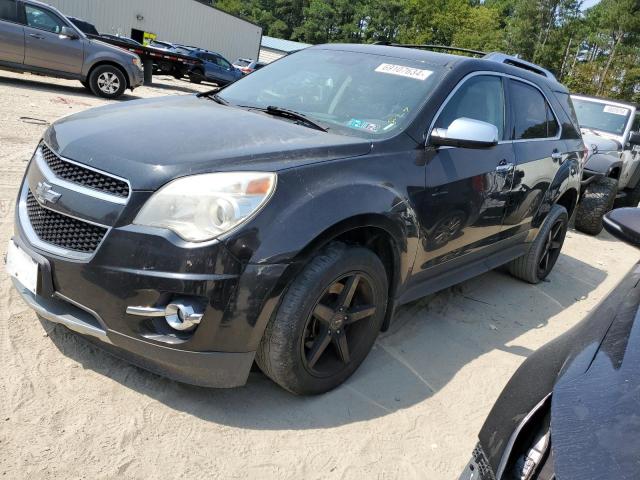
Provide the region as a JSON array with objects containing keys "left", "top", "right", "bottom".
[{"left": 7, "top": 44, "right": 584, "bottom": 395}]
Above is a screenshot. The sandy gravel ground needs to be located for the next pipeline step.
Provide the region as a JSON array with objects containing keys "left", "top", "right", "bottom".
[{"left": 0, "top": 70, "right": 638, "bottom": 480}]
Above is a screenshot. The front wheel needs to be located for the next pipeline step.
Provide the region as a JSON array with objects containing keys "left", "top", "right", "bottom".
[
  {"left": 188, "top": 69, "right": 203, "bottom": 84},
  {"left": 256, "top": 243, "right": 388, "bottom": 395},
  {"left": 89, "top": 65, "right": 127, "bottom": 99},
  {"left": 574, "top": 177, "right": 618, "bottom": 235},
  {"left": 508, "top": 204, "right": 568, "bottom": 284}
]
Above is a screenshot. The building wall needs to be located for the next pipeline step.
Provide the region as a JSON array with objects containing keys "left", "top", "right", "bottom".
[
  {"left": 258, "top": 47, "right": 284, "bottom": 64},
  {"left": 46, "top": 0, "right": 262, "bottom": 62}
]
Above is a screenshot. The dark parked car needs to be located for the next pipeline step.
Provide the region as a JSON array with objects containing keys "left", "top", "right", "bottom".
[
  {"left": 233, "top": 58, "right": 267, "bottom": 75},
  {"left": 0, "top": 0, "right": 143, "bottom": 98},
  {"left": 66, "top": 15, "right": 98, "bottom": 36},
  {"left": 6, "top": 44, "right": 583, "bottom": 395},
  {"left": 459, "top": 206, "right": 640, "bottom": 480},
  {"left": 185, "top": 48, "right": 242, "bottom": 85}
]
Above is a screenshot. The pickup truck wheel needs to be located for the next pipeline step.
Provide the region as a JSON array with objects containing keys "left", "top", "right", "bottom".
[
  {"left": 256, "top": 243, "right": 388, "bottom": 395},
  {"left": 89, "top": 65, "right": 127, "bottom": 99},
  {"left": 574, "top": 177, "right": 618, "bottom": 235},
  {"left": 508, "top": 204, "right": 568, "bottom": 284}
]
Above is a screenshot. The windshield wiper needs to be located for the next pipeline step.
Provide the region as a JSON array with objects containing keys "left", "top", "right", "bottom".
[
  {"left": 197, "top": 90, "right": 229, "bottom": 106},
  {"left": 265, "top": 105, "right": 328, "bottom": 132}
]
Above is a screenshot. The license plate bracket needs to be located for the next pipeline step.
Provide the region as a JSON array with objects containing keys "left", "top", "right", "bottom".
[{"left": 6, "top": 240, "right": 39, "bottom": 295}]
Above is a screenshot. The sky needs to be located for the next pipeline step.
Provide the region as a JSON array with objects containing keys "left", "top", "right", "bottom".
[{"left": 581, "top": 0, "right": 601, "bottom": 10}]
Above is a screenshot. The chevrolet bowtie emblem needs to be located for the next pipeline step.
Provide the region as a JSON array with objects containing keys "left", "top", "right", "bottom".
[{"left": 35, "top": 181, "right": 61, "bottom": 205}]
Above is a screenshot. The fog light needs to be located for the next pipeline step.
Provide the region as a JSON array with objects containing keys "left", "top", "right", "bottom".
[{"left": 164, "top": 300, "right": 204, "bottom": 331}]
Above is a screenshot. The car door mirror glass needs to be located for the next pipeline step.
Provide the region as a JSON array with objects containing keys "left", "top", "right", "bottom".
[
  {"left": 604, "top": 208, "right": 640, "bottom": 248},
  {"left": 430, "top": 117, "right": 499, "bottom": 148},
  {"left": 60, "top": 26, "right": 78, "bottom": 39}
]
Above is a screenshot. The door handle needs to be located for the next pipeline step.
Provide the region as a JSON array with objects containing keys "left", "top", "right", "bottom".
[
  {"left": 551, "top": 150, "right": 563, "bottom": 161},
  {"left": 496, "top": 161, "right": 515, "bottom": 173},
  {"left": 29, "top": 33, "right": 44, "bottom": 39}
]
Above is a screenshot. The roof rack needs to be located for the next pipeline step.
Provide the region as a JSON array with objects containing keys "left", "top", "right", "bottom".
[
  {"left": 373, "top": 42, "right": 486, "bottom": 57},
  {"left": 372, "top": 42, "right": 556, "bottom": 80},
  {"left": 482, "top": 52, "right": 556, "bottom": 80}
]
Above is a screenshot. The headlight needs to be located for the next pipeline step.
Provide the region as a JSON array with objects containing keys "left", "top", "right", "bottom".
[
  {"left": 132, "top": 56, "right": 143, "bottom": 70},
  {"left": 134, "top": 172, "right": 276, "bottom": 242}
]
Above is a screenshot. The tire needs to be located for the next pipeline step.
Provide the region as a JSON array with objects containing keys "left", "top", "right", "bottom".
[
  {"left": 80, "top": 80, "right": 91, "bottom": 91},
  {"left": 256, "top": 243, "right": 388, "bottom": 395},
  {"left": 189, "top": 69, "right": 203, "bottom": 84},
  {"left": 574, "top": 177, "right": 618, "bottom": 235},
  {"left": 508, "top": 204, "right": 569, "bottom": 284},
  {"left": 89, "top": 65, "right": 127, "bottom": 99}
]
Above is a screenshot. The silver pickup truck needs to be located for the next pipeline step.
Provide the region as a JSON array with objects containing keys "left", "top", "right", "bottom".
[{"left": 0, "top": 0, "right": 143, "bottom": 98}]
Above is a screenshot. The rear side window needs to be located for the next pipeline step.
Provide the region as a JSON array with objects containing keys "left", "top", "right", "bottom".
[
  {"left": 434, "top": 75, "right": 506, "bottom": 140},
  {"left": 511, "top": 81, "right": 558, "bottom": 139},
  {"left": 0, "top": 0, "right": 17, "bottom": 22}
]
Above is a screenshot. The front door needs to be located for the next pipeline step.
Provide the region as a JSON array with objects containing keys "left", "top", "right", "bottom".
[
  {"left": 0, "top": 0, "right": 24, "bottom": 64},
  {"left": 22, "top": 3, "right": 83, "bottom": 74},
  {"left": 413, "top": 74, "right": 515, "bottom": 277}
]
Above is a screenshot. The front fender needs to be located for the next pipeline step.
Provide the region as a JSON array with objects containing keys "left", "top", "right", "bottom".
[
  {"left": 584, "top": 152, "right": 622, "bottom": 177},
  {"left": 82, "top": 49, "right": 136, "bottom": 83}
]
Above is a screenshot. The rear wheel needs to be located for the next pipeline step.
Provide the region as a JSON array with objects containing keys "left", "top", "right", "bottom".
[
  {"left": 574, "top": 177, "right": 618, "bottom": 235},
  {"left": 89, "top": 65, "right": 127, "bottom": 99},
  {"left": 256, "top": 243, "right": 388, "bottom": 395},
  {"left": 508, "top": 204, "right": 568, "bottom": 284}
]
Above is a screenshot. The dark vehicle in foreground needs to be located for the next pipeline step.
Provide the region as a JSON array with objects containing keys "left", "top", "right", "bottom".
[
  {"left": 233, "top": 58, "right": 266, "bottom": 75},
  {"left": 459, "top": 206, "right": 640, "bottom": 480},
  {"left": 184, "top": 48, "right": 242, "bottom": 85},
  {"left": 6, "top": 44, "right": 583, "bottom": 394},
  {"left": 0, "top": 0, "right": 143, "bottom": 98},
  {"left": 572, "top": 95, "right": 640, "bottom": 235}
]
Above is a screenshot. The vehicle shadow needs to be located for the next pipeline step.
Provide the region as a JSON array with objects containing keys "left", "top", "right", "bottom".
[
  {"left": 0, "top": 72, "right": 142, "bottom": 101},
  {"left": 42, "top": 252, "right": 606, "bottom": 430}
]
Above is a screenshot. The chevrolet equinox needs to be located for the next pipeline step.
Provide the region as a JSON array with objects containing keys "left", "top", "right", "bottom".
[{"left": 7, "top": 44, "right": 584, "bottom": 394}]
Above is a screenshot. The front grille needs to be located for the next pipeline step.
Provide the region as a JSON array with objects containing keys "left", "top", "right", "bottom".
[
  {"left": 41, "top": 144, "right": 130, "bottom": 198},
  {"left": 26, "top": 191, "right": 107, "bottom": 253}
]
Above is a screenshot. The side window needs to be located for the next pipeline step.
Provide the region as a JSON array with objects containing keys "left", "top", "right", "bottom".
[
  {"left": 511, "top": 81, "right": 558, "bottom": 139},
  {"left": 217, "top": 57, "right": 231, "bottom": 69},
  {"left": 434, "top": 75, "right": 505, "bottom": 140},
  {"left": 0, "top": 0, "right": 17, "bottom": 22},
  {"left": 25, "top": 5, "right": 65, "bottom": 33}
]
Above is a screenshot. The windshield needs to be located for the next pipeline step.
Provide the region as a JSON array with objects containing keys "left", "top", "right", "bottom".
[
  {"left": 217, "top": 48, "right": 443, "bottom": 137},
  {"left": 572, "top": 97, "right": 632, "bottom": 136}
]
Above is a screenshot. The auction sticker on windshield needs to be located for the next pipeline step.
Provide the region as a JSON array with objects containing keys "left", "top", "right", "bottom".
[
  {"left": 603, "top": 105, "right": 629, "bottom": 116},
  {"left": 375, "top": 63, "right": 433, "bottom": 81}
]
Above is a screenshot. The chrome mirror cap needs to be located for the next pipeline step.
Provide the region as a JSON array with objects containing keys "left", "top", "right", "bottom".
[{"left": 430, "top": 117, "right": 499, "bottom": 149}]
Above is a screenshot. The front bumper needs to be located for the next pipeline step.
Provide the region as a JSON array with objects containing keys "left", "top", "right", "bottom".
[{"left": 11, "top": 149, "right": 289, "bottom": 387}]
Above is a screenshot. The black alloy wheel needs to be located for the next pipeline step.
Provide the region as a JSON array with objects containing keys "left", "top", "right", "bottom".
[
  {"left": 537, "top": 218, "right": 564, "bottom": 279},
  {"left": 302, "top": 272, "right": 378, "bottom": 377},
  {"left": 256, "top": 243, "right": 388, "bottom": 395}
]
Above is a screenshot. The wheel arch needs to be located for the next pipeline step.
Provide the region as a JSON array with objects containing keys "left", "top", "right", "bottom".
[{"left": 555, "top": 187, "right": 579, "bottom": 219}]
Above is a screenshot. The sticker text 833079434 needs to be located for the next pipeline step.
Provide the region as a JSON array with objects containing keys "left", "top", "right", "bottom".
[{"left": 375, "top": 63, "right": 433, "bottom": 81}]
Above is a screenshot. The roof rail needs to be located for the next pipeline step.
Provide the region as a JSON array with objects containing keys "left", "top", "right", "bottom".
[
  {"left": 373, "top": 42, "right": 486, "bottom": 57},
  {"left": 482, "top": 52, "right": 556, "bottom": 80}
]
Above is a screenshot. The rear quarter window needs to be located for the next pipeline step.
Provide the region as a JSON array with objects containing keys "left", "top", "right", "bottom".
[{"left": 0, "top": 0, "right": 17, "bottom": 22}]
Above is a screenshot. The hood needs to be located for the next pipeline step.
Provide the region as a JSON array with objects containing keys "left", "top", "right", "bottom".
[
  {"left": 88, "top": 38, "right": 139, "bottom": 59},
  {"left": 551, "top": 264, "right": 640, "bottom": 479},
  {"left": 44, "top": 95, "right": 371, "bottom": 190},
  {"left": 581, "top": 131, "right": 623, "bottom": 153}
]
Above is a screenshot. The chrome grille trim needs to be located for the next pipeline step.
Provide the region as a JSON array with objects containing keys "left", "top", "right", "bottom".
[{"left": 38, "top": 142, "right": 131, "bottom": 205}]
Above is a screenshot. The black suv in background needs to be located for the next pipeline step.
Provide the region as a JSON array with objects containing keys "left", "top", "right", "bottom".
[{"left": 7, "top": 44, "right": 583, "bottom": 395}]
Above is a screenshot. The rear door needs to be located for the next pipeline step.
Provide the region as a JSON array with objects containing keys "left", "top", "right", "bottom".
[
  {"left": 502, "top": 78, "right": 566, "bottom": 234},
  {"left": 22, "top": 2, "right": 83, "bottom": 74},
  {"left": 0, "top": 0, "right": 24, "bottom": 64}
]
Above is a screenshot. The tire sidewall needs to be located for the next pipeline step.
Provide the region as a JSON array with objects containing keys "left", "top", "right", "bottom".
[
  {"left": 260, "top": 244, "right": 388, "bottom": 395},
  {"left": 531, "top": 204, "right": 568, "bottom": 282},
  {"left": 89, "top": 66, "right": 127, "bottom": 99}
]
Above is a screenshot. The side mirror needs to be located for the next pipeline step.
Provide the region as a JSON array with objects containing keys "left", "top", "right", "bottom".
[
  {"left": 629, "top": 131, "right": 640, "bottom": 147},
  {"left": 430, "top": 117, "right": 499, "bottom": 149},
  {"left": 60, "top": 26, "right": 79, "bottom": 39},
  {"left": 603, "top": 208, "right": 640, "bottom": 248}
]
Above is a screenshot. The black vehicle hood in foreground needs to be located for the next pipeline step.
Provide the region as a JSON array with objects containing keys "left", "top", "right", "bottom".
[
  {"left": 44, "top": 95, "right": 372, "bottom": 190},
  {"left": 551, "top": 267, "right": 640, "bottom": 480}
]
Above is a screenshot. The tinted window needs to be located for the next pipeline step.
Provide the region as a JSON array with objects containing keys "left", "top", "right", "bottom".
[
  {"left": 25, "top": 5, "right": 65, "bottom": 33},
  {"left": 434, "top": 75, "right": 505, "bottom": 139},
  {"left": 216, "top": 57, "right": 231, "bottom": 69},
  {"left": 511, "top": 81, "right": 557, "bottom": 139},
  {"left": 0, "top": 0, "right": 17, "bottom": 21},
  {"left": 555, "top": 92, "right": 581, "bottom": 139}
]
